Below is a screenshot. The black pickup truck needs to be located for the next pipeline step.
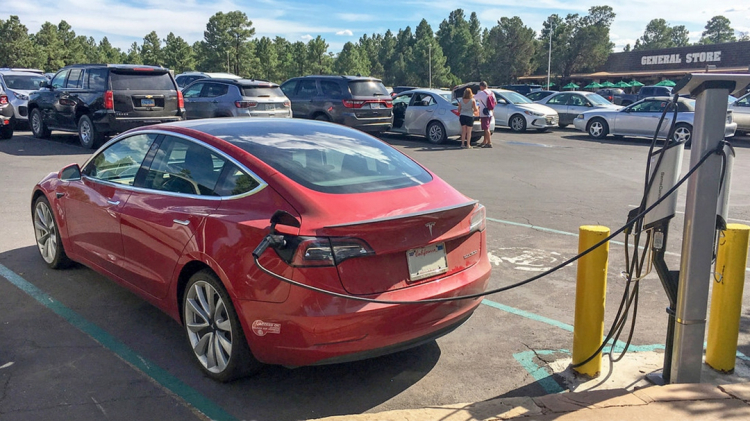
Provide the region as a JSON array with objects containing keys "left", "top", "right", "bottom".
[{"left": 599, "top": 86, "right": 674, "bottom": 106}]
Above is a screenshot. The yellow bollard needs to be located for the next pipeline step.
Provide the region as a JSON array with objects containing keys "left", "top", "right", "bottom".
[
  {"left": 706, "top": 224, "right": 750, "bottom": 373},
  {"left": 572, "top": 225, "right": 610, "bottom": 378}
]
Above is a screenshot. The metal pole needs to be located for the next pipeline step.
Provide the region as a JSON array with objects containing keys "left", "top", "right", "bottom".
[
  {"left": 547, "top": 22, "right": 552, "bottom": 89},
  {"left": 670, "top": 87, "right": 729, "bottom": 383},
  {"left": 429, "top": 44, "right": 432, "bottom": 89}
]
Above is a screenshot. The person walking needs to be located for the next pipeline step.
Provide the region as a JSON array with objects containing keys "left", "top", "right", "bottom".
[
  {"left": 475, "top": 81, "right": 494, "bottom": 148},
  {"left": 457, "top": 88, "right": 478, "bottom": 148}
]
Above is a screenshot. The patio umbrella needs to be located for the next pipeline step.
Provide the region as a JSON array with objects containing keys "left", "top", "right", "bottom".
[
  {"left": 542, "top": 82, "right": 556, "bottom": 88},
  {"left": 629, "top": 80, "right": 645, "bottom": 87},
  {"left": 562, "top": 82, "right": 579, "bottom": 90},
  {"left": 584, "top": 82, "right": 602, "bottom": 89},
  {"left": 600, "top": 81, "right": 615, "bottom": 88},
  {"left": 655, "top": 80, "right": 676, "bottom": 87},
  {"left": 614, "top": 81, "right": 632, "bottom": 88}
]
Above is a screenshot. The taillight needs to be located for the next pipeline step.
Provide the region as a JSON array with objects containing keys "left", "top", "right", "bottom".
[
  {"left": 290, "top": 237, "right": 374, "bottom": 267},
  {"left": 342, "top": 99, "right": 365, "bottom": 108},
  {"left": 0, "top": 95, "right": 7, "bottom": 105},
  {"left": 177, "top": 90, "right": 184, "bottom": 108},
  {"left": 235, "top": 100, "right": 258, "bottom": 108},
  {"left": 451, "top": 109, "right": 460, "bottom": 116},
  {"left": 470, "top": 204, "right": 486, "bottom": 233},
  {"left": 384, "top": 100, "right": 393, "bottom": 108},
  {"left": 283, "top": 100, "right": 291, "bottom": 108},
  {"left": 103, "top": 91, "right": 114, "bottom": 110},
  {"left": 607, "top": 96, "right": 613, "bottom": 102}
]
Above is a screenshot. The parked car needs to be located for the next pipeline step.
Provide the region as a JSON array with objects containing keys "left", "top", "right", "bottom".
[
  {"left": 0, "top": 89, "right": 14, "bottom": 139},
  {"left": 535, "top": 91, "right": 621, "bottom": 127},
  {"left": 182, "top": 79, "right": 291, "bottom": 119},
  {"left": 0, "top": 69, "right": 48, "bottom": 127},
  {"left": 391, "top": 85, "right": 419, "bottom": 98},
  {"left": 389, "top": 88, "right": 492, "bottom": 143},
  {"left": 596, "top": 88, "right": 624, "bottom": 104},
  {"left": 612, "top": 85, "right": 675, "bottom": 106},
  {"left": 525, "top": 90, "right": 557, "bottom": 102},
  {"left": 175, "top": 71, "right": 241, "bottom": 88},
  {"left": 280, "top": 75, "right": 393, "bottom": 134},
  {"left": 729, "top": 92, "right": 750, "bottom": 135},
  {"left": 501, "top": 84, "right": 543, "bottom": 95},
  {"left": 573, "top": 96, "right": 737, "bottom": 144},
  {"left": 489, "top": 89, "right": 558, "bottom": 132},
  {"left": 28, "top": 64, "right": 184, "bottom": 148},
  {"left": 31, "top": 118, "right": 490, "bottom": 381}
]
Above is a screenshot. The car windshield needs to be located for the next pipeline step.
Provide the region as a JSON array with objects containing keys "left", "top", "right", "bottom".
[
  {"left": 111, "top": 71, "right": 175, "bottom": 90},
  {"left": 216, "top": 122, "right": 433, "bottom": 194},
  {"left": 348, "top": 80, "right": 390, "bottom": 97},
  {"left": 241, "top": 87, "right": 284, "bottom": 97},
  {"left": 501, "top": 91, "right": 533, "bottom": 104},
  {"left": 587, "top": 93, "right": 612, "bottom": 105},
  {"left": 4, "top": 75, "right": 47, "bottom": 90}
]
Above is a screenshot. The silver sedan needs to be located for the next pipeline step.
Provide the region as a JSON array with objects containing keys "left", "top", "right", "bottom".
[
  {"left": 535, "top": 91, "right": 621, "bottom": 127},
  {"left": 389, "top": 89, "right": 494, "bottom": 144},
  {"left": 729, "top": 92, "right": 750, "bottom": 135},
  {"left": 490, "top": 89, "right": 558, "bottom": 132},
  {"left": 573, "top": 97, "right": 737, "bottom": 144}
]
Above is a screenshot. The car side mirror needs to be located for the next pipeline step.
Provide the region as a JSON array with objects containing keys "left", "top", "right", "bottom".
[
  {"left": 59, "top": 163, "right": 81, "bottom": 181},
  {"left": 40, "top": 80, "right": 50, "bottom": 89}
]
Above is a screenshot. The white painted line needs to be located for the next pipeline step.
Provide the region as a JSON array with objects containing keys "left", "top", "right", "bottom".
[{"left": 627, "top": 205, "right": 750, "bottom": 224}]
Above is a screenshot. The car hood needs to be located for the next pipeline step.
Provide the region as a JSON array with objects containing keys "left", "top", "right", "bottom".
[
  {"left": 8, "top": 89, "right": 37, "bottom": 96},
  {"left": 513, "top": 103, "right": 558, "bottom": 115}
]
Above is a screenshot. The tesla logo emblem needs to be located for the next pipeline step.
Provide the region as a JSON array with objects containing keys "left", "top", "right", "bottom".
[{"left": 425, "top": 222, "right": 436, "bottom": 237}]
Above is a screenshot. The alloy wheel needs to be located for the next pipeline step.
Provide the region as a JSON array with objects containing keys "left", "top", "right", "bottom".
[
  {"left": 184, "top": 281, "right": 234, "bottom": 374},
  {"left": 32, "top": 113, "right": 41, "bottom": 135},
  {"left": 79, "top": 120, "right": 92, "bottom": 146},
  {"left": 428, "top": 123, "right": 444, "bottom": 143},
  {"left": 589, "top": 121, "right": 604, "bottom": 138},
  {"left": 673, "top": 126, "right": 691, "bottom": 143},
  {"left": 511, "top": 116, "right": 526, "bottom": 132},
  {"left": 34, "top": 201, "right": 58, "bottom": 264}
]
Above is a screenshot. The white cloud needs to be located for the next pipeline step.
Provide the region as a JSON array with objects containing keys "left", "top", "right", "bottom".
[
  {"left": 336, "top": 29, "right": 354, "bottom": 36},
  {"left": 300, "top": 34, "right": 313, "bottom": 40},
  {"left": 337, "top": 13, "right": 375, "bottom": 22}
]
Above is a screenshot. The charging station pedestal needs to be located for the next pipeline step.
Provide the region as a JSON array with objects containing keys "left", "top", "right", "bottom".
[{"left": 665, "top": 74, "right": 750, "bottom": 384}]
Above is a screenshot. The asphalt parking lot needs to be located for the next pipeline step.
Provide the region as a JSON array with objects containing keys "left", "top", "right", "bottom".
[{"left": 2, "top": 127, "right": 750, "bottom": 421}]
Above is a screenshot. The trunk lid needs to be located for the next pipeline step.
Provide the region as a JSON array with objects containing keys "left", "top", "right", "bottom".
[{"left": 110, "top": 69, "right": 181, "bottom": 118}]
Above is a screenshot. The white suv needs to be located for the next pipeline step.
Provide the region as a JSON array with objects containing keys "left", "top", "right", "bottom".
[{"left": 0, "top": 68, "right": 47, "bottom": 127}]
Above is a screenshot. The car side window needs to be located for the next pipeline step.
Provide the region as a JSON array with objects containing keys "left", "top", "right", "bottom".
[
  {"left": 51, "top": 70, "right": 69, "bottom": 89},
  {"left": 547, "top": 94, "right": 569, "bottom": 105},
  {"left": 87, "top": 68, "right": 108, "bottom": 90},
  {"left": 320, "top": 81, "right": 343, "bottom": 98},
  {"left": 411, "top": 94, "right": 435, "bottom": 106},
  {"left": 393, "top": 94, "right": 411, "bottom": 106},
  {"left": 630, "top": 101, "right": 654, "bottom": 113},
  {"left": 82, "top": 134, "right": 157, "bottom": 185},
  {"left": 66, "top": 69, "right": 83, "bottom": 89},
  {"left": 202, "top": 83, "right": 228, "bottom": 98},
  {"left": 297, "top": 80, "right": 318, "bottom": 98},
  {"left": 280, "top": 80, "right": 297, "bottom": 96},
  {"left": 183, "top": 83, "right": 204, "bottom": 99},
  {"left": 214, "top": 163, "right": 261, "bottom": 196},
  {"left": 569, "top": 95, "right": 585, "bottom": 106},
  {"left": 736, "top": 96, "right": 749, "bottom": 107},
  {"left": 142, "top": 136, "right": 226, "bottom": 196}
]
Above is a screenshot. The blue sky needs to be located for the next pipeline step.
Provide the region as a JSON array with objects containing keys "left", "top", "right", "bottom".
[{"left": 7, "top": 0, "right": 749, "bottom": 53}]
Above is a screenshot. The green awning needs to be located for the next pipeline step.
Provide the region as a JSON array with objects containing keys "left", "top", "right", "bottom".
[
  {"left": 614, "top": 81, "right": 632, "bottom": 88},
  {"left": 562, "top": 82, "right": 580, "bottom": 90},
  {"left": 654, "top": 80, "right": 676, "bottom": 87},
  {"left": 599, "top": 81, "right": 615, "bottom": 87},
  {"left": 584, "top": 82, "right": 602, "bottom": 89},
  {"left": 630, "top": 80, "right": 645, "bottom": 87}
]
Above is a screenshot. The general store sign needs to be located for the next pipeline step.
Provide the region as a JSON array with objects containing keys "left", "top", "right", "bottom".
[{"left": 641, "top": 51, "right": 722, "bottom": 66}]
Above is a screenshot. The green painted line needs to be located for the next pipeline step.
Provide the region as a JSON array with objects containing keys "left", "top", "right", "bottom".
[
  {"left": 513, "top": 350, "right": 566, "bottom": 394},
  {"left": 0, "top": 263, "right": 236, "bottom": 421},
  {"left": 482, "top": 299, "right": 574, "bottom": 332}
]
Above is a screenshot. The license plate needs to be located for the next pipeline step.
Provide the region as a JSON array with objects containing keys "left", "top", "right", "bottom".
[
  {"left": 368, "top": 102, "right": 383, "bottom": 109},
  {"left": 406, "top": 243, "right": 448, "bottom": 282},
  {"left": 141, "top": 98, "right": 155, "bottom": 107}
]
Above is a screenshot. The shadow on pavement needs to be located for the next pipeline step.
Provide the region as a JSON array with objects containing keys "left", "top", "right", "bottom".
[
  {"left": 0, "top": 245, "right": 440, "bottom": 421},
  {"left": 1, "top": 132, "right": 91, "bottom": 157}
]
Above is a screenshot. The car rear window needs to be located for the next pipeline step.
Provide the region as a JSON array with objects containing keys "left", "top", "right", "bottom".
[
  {"left": 241, "top": 87, "right": 284, "bottom": 97},
  {"left": 218, "top": 122, "right": 433, "bottom": 194},
  {"left": 4, "top": 75, "right": 47, "bottom": 90},
  {"left": 111, "top": 72, "right": 176, "bottom": 91},
  {"left": 348, "top": 80, "right": 390, "bottom": 97}
]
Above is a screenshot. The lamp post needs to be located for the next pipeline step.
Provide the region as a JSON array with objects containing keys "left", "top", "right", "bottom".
[
  {"left": 547, "top": 19, "right": 555, "bottom": 90},
  {"left": 429, "top": 43, "right": 432, "bottom": 89}
]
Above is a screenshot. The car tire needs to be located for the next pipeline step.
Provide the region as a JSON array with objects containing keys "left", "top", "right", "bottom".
[
  {"left": 314, "top": 114, "right": 330, "bottom": 122},
  {"left": 426, "top": 121, "right": 447, "bottom": 144},
  {"left": 183, "top": 269, "right": 261, "bottom": 382},
  {"left": 558, "top": 123, "right": 568, "bottom": 129},
  {"left": 30, "top": 109, "right": 51, "bottom": 139},
  {"left": 672, "top": 123, "right": 692, "bottom": 146},
  {"left": 78, "top": 115, "right": 104, "bottom": 149},
  {"left": 587, "top": 118, "right": 609, "bottom": 139},
  {"left": 33, "top": 195, "right": 72, "bottom": 269},
  {"left": 470, "top": 134, "right": 482, "bottom": 143},
  {"left": 0, "top": 122, "right": 13, "bottom": 140},
  {"left": 509, "top": 115, "right": 527, "bottom": 132}
]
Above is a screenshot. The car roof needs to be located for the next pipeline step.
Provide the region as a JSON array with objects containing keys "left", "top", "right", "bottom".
[
  {"left": 0, "top": 70, "right": 47, "bottom": 76},
  {"left": 399, "top": 88, "right": 450, "bottom": 95},
  {"left": 0, "top": 68, "right": 44, "bottom": 74},
  {"left": 197, "top": 78, "right": 280, "bottom": 88},
  {"left": 60, "top": 64, "right": 168, "bottom": 72},
  {"left": 298, "top": 75, "right": 383, "bottom": 82},
  {"left": 178, "top": 72, "right": 242, "bottom": 78}
]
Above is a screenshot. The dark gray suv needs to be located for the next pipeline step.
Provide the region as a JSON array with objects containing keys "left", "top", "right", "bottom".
[
  {"left": 280, "top": 75, "right": 393, "bottom": 134},
  {"left": 182, "top": 79, "right": 292, "bottom": 119}
]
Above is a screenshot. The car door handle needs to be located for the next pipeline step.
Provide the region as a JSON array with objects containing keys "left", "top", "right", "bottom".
[
  {"left": 173, "top": 219, "right": 190, "bottom": 226},
  {"left": 107, "top": 200, "right": 120, "bottom": 206}
]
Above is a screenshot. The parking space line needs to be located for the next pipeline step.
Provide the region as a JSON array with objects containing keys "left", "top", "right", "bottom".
[
  {"left": 0, "top": 263, "right": 236, "bottom": 421},
  {"left": 486, "top": 216, "right": 750, "bottom": 271}
]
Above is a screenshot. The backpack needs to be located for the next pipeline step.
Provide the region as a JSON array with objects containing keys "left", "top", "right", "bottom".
[{"left": 486, "top": 92, "right": 496, "bottom": 111}]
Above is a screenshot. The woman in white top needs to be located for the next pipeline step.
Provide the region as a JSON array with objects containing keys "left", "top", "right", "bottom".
[{"left": 456, "top": 88, "right": 478, "bottom": 148}]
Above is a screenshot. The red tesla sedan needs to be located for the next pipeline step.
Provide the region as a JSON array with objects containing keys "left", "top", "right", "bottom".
[{"left": 31, "top": 119, "right": 491, "bottom": 381}]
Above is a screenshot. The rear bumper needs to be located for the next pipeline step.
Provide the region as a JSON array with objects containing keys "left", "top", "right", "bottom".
[
  {"left": 236, "top": 253, "right": 491, "bottom": 367},
  {"left": 338, "top": 112, "right": 393, "bottom": 133},
  {"left": 93, "top": 111, "right": 184, "bottom": 134}
]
